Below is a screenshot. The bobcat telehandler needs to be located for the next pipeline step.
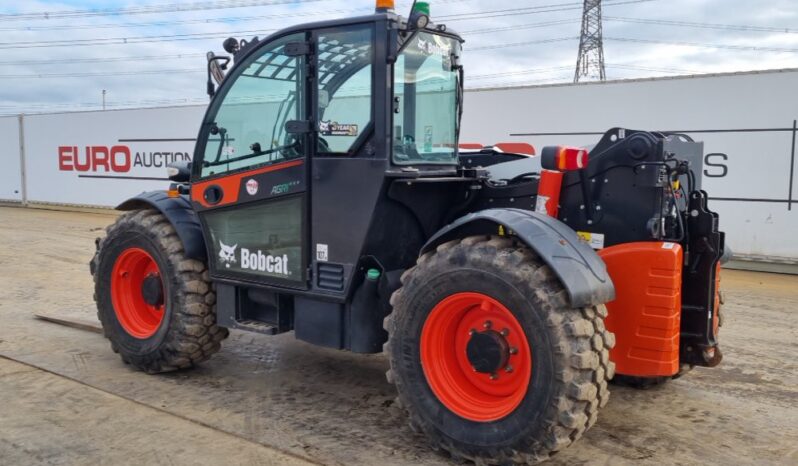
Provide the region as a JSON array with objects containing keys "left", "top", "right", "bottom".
[{"left": 90, "top": 1, "right": 728, "bottom": 463}]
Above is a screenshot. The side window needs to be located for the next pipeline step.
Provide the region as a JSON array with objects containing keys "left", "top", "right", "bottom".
[
  {"left": 317, "top": 27, "right": 373, "bottom": 154},
  {"left": 200, "top": 33, "right": 305, "bottom": 178}
]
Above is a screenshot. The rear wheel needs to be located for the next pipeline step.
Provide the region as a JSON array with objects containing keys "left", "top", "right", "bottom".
[
  {"left": 91, "top": 209, "right": 228, "bottom": 373},
  {"left": 385, "top": 236, "right": 615, "bottom": 464}
]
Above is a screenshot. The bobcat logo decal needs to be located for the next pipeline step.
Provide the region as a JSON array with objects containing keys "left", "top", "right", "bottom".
[{"left": 218, "top": 241, "right": 238, "bottom": 268}]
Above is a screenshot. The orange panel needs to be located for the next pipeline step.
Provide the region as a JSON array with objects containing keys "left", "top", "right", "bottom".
[
  {"left": 494, "top": 142, "right": 536, "bottom": 155},
  {"left": 599, "top": 242, "right": 683, "bottom": 377},
  {"left": 536, "top": 169, "right": 563, "bottom": 217},
  {"left": 191, "top": 159, "right": 303, "bottom": 208}
]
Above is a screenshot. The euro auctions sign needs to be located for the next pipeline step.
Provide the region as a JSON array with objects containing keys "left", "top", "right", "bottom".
[
  {"left": 23, "top": 105, "right": 205, "bottom": 207},
  {"left": 57, "top": 145, "right": 191, "bottom": 174}
]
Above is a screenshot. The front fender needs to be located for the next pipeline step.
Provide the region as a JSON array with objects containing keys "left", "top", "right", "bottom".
[
  {"left": 421, "top": 208, "right": 615, "bottom": 308},
  {"left": 117, "top": 191, "right": 207, "bottom": 261}
]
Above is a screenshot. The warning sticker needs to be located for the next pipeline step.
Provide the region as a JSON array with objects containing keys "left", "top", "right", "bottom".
[
  {"left": 662, "top": 242, "right": 677, "bottom": 249},
  {"left": 316, "top": 243, "right": 329, "bottom": 262},
  {"left": 319, "top": 120, "right": 358, "bottom": 137},
  {"left": 576, "top": 231, "right": 605, "bottom": 250},
  {"left": 535, "top": 195, "right": 549, "bottom": 214}
]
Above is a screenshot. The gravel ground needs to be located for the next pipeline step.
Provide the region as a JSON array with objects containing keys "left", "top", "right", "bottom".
[{"left": 0, "top": 205, "right": 795, "bottom": 466}]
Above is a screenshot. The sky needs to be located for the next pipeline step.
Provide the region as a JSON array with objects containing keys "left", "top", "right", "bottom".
[{"left": 0, "top": 0, "right": 796, "bottom": 115}]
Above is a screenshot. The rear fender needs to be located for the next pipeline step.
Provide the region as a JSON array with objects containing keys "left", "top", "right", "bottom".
[
  {"left": 421, "top": 208, "right": 615, "bottom": 308},
  {"left": 116, "top": 191, "right": 207, "bottom": 261}
]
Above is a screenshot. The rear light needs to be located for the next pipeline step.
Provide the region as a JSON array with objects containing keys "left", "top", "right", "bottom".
[{"left": 541, "top": 146, "right": 589, "bottom": 171}]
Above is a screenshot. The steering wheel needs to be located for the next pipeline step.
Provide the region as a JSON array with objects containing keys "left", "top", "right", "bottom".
[
  {"left": 317, "top": 136, "right": 331, "bottom": 153},
  {"left": 280, "top": 134, "right": 302, "bottom": 159}
]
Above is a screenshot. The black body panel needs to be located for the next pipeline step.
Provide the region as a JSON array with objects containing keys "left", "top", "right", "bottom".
[
  {"left": 558, "top": 129, "right": 682, "bottom": 247},
  {"left": 421, "top": 208, "right": 615, "bottom": 308},
  {"left": 117, "top": 191, "right": 207, "bottom": 261},
  {"left": 680, "top": 189, "right": 725, "bottom": 366}
]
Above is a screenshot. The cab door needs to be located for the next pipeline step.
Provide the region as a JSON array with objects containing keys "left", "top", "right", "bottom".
[{"left": 191, "top": 32, "right": 311, "bottom": 289}]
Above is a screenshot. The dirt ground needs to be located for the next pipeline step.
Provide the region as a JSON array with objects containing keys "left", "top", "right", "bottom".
[{"left": 0, "top": 205, "right": 796, "bottom": 466}]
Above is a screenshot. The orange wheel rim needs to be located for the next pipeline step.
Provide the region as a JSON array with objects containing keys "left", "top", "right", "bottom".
[
  {"left": 420, "top": 292, "right": 532, "bottom": 422},
  {"left": 110, "top": 247, "right": 165, "bottom": 339}
]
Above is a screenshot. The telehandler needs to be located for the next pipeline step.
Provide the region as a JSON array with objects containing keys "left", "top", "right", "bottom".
[{"left": 91, "top": 1, "right": 727, "bottom": 463}]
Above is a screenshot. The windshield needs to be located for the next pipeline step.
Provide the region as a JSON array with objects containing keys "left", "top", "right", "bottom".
[
  {"left": 393, "top": 32, "right": 461, "bottom": 165},
  {"left": 198, "top": 34, "right": 304, "bottom": 179}
]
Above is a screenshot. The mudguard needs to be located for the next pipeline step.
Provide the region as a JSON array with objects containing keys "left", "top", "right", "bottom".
[
  {"left": 421, "top": 208, "right": 615, "bottom": 308},
  {"left": 117, "top": 191, "right": 207, "bottom": 261}
]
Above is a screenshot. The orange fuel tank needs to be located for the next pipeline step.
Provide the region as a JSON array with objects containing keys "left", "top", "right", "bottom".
[{"left": 598, "top": 241, "right": 683, "bottom": 377}]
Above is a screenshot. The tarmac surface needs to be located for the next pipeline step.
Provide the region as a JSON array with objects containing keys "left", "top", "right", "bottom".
[{"left": 0, "top": 205, "right": 796, "bottom": 465}]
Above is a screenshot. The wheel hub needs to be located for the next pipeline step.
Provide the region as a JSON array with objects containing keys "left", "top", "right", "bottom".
[
  {"left": 420, "top": 292, "right": 532, "bottom": 422},
  {"left": 140, "top": 273, "right": 164, "bottom": 307},
  {"left": 466, "top": 330, "right": 509, "bottom": 374},
  {"left": 110, "top": 248, "right": 165, "bottom": 339}
]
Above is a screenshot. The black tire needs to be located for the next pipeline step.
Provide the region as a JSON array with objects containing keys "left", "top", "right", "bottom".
[
  {"left": 610, "top": 368, "right": 689, "bottom": 389},
  {"left": 90, "top": 209, "right": 228, "bottom": 373},
  {"left": 384, "top": 236, "right": 615, "bottom": 464}
]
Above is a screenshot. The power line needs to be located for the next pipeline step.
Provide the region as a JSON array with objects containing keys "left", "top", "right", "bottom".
[
  {"left": 0, "top": 53, "right": 206, "bottom": 66},
  {"left": 0, "top": 69, "right": 202, "bottom": 79},
  {"left": 606, "top": 37, "right": 798, "bottom": 53},
  {"left": 606, "top": 63, "right": 705, "bottom": 74},
  {"left": 470, "top": 36, "right": 578, "bottom": 51},
  {"left": 605, "top": 16, "right": 798, "bottom": 34},
  {"left": 0, "top": 29, "right": 274, "bottom": 49},
  {"left": 467, "top": 75, "right": 575, "bottom": 90},
  {"left": 439, "top": 0, "right": 652, "bottom": 20},
  {"left": 460, "top": 19, "right": 578, "bottom": 35},
  {"left": 0, "top": 10, "right": 345, "bottom": 32},
  {"left": 0, "top": 38, "right": 578, "bottom": 77},
  {"left": 0, "top": 0, "right": 654, "bottom": 49},
  {"left": 0, "top": 0, "right": 329, "bottom": 21},
  {"left": 469, "top": 66, "right": 574, "bottom": 80},
  {"left": 0, "top": 0, "right": 468, "bottom": 31}
]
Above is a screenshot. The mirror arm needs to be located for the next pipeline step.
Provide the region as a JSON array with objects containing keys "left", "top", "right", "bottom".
[{"left": 206, "top": 54, "right": 231, "bottom": 98}]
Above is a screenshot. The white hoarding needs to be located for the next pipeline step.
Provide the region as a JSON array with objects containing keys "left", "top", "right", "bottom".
[
  {"left": 10, "top": 68, "right": 798, "bottom": 261},
  {"left": 23, "top": 105, "right": 205, "bottom": 207},
  {"left": 0, "top": 116, "right": 22, "bottom": 202},
  {"left": 461, "top": 69, "right": 798, "bottom": 260}
]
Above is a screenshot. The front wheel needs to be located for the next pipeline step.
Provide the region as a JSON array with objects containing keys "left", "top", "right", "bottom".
[
  {"left": 91, "top": 209, "right": 228, "bottom": 373},
  {"left": 384, "top": 236, "right": 615, "bottom": 464}
]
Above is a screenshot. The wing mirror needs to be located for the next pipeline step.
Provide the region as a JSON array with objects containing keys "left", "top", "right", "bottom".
[
  {"left": 206, "top": 52, "right": 231, "bottom": 97},
  {"left": 167, "top": 161, "right": 191, "bottom": 182}
]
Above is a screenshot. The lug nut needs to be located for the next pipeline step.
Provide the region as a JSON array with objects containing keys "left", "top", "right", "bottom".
[
  {"left": 500, "top": 328, "right": 510, "bottom": 336},
  {"left": 489, "top": 373, "right": 498, "bottom": 380},
  {"left": 469, "top": 328, "right": 476, "bottom": 335},
  {"left": 505, "top": 365, "right": 513, "bottom": 373},
  {"left": 509, "top": 347, "right": 518, "bottom": 355},
  {"left": 483, "top": 320, "right": 492, "bottom": 329}
]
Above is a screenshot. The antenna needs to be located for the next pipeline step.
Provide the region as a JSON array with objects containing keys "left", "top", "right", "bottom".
[{"left": 574, "top": 0, "right": 606, "bottom": 83}]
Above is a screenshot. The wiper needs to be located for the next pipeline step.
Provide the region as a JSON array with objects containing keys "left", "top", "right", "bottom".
[
  {"left": 209, "top": 124, "right": 228, "bottom": 164},
  {"left": 202, "top": 140, "right": 299, "bottom": 168},
  {"left": 271, "top": 91, "right": 295, "bottom": 150}
]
